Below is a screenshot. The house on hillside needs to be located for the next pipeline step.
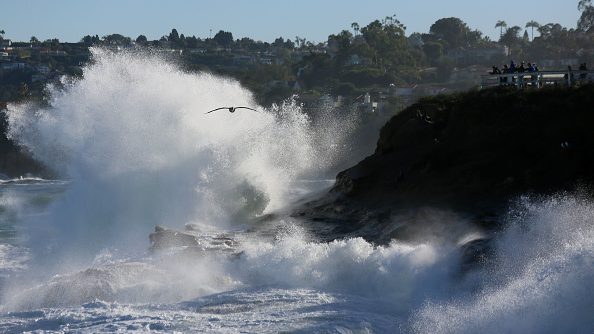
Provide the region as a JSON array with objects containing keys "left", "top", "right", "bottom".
[
  {"left": 348, "top": 54, "right": 371, "bottom": 66},
  {"left": 39, "top": 49, "right": 68, "bottom": 57},
  {"left": 0, "top": 39, "right": 12, "bottom": 51},
  {"left": 233, "top": 55, "right": 255, "bottom": 66},
  {"left": 355, "top": 92, "right": 379, "bottom": 113}
]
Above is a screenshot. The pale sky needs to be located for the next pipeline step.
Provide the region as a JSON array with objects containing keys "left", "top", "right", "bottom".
[{"left": 1, "top": 0, "right": 581, "bottom": 43}]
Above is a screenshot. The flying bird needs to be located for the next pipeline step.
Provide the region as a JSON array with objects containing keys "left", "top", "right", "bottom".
[{"left": 205, "top": 106, "right": 257, "bottom": 114}]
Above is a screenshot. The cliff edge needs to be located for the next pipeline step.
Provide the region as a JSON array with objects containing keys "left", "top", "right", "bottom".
[{"left": 297, "top": 85, "right": 594, "bottom": 241}]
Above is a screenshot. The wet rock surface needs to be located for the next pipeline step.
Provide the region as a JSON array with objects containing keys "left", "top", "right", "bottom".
[{"left": 149, "top": 225, "right": 239, "bottom": 256}]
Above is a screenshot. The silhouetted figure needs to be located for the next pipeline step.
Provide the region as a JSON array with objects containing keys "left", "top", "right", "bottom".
[
  {"left": 528, "top": 62, "right": 538, "bottom": 87},
  {"left": 565, "top": 66, "right": 574, "bottom": 86},
  {"left": 491, "top": 66, "right": 501, "bottom": 75},
  {"left": 579, "top": 63, "right": 588, "bottom": 82},
  {"left": 501, "top": 65, "right": 509, "bottom": 84},
  {"left": 509, "top": 61, "right": 517, "bottom": 84}
]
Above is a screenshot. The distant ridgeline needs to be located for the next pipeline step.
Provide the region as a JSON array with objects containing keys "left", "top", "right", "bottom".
[
  {"left": 0, "top": 103, "right": 48, "bottom": 178},
  {"left": 299, "top": 84, "right": 594, "bottom": 238}
]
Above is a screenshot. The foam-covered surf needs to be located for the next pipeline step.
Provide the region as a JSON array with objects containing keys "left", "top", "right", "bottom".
[{"left": 410, "top": 194, "right": 594, "bottom": 334}]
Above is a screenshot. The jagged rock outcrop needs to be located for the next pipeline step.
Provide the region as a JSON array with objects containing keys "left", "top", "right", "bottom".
[{"left": 297, "top": 85, "right": 594, "bottom": 241}]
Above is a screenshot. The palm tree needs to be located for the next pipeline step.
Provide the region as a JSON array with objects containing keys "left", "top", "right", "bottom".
[
  {"left": 495, "top": 20, "right": 507, "bottom": 39},
  {"left": 525, "top": 21, "right": 540, "bottom": 41},
  {"left": 351, "top": 22, "right": 360, "bottom": 36},
  {"left": 579, "top": 0, "right": 592, "bottom": 10}
]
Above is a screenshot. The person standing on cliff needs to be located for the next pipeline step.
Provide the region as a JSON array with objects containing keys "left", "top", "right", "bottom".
[{"left": 579, "top": 63, "right": 588, "bottom": 83}]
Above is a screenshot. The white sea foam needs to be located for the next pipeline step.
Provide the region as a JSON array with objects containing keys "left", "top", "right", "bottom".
[
  {"left": 410, "top": 194, "right": 594, "bottom": 334},
  {"left": 1, "top": 193, "right": 593, "bottom": 333},
  {"left": 5, "top": 48, "right": 359, "bottom": 260}
]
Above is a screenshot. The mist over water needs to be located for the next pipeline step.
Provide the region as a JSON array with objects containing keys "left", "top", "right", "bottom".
[
  {"left": 410, "top": 194, "right": 594, "bottom": 333},
  {"left": 5, "top": 48, "right": 361, "bottom": 257},
  {"left": 0, "top": 49, "right": 592, "bottom": 333}
]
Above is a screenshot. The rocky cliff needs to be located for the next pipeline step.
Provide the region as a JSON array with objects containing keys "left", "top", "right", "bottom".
[{"left": 297, "top": 85, "right": 594, "bottom": 242}]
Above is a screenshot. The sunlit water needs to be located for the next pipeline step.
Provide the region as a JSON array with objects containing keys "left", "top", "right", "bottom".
[{"left": 0, "top": 49, "right": 592, "bottom": 333}]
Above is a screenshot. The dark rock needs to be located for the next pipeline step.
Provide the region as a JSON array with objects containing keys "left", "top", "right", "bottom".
[
  {"left": 149, "top": 226, "right": 199, "bottom": 250},
  {"left": 0, "top": 108, "right": 52, "bottom": 178},
  {"left": 296, "top": 85, "right": 594, "bottom": 242},
  {"left": 148, "top": 225, "right": 241, "bottom": 257}
]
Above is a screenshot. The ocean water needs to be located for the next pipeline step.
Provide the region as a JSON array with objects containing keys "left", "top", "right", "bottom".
[{"left": 0, "top": 49, "right": 592, "bottom": 333}]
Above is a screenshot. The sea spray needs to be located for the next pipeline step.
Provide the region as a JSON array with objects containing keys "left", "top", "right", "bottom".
[
  {"left": 2, "top": 219, "right": 461, "bottom": 313},
  {"left": 4, "top": 48, "right": 361, "bottom": 261},
  {"left": 1, "top": 188, "right": 592, "bottom": 332},
  {"left": 410, "top": 194, "right": 594, "bottom": 334}
]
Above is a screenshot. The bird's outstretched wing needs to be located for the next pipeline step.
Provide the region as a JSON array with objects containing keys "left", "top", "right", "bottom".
[
  {"left": 235, "top": 106, "right": 258, "bottom": 112},
  {"left": 205, "top": 107, "right": 229, "bottom": 114}
]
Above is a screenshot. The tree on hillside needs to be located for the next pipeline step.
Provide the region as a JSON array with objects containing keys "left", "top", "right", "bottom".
[
  {"left": 361, "top": 18, "right": 407, "bottom": 63},
  {"left": 495, "top": 20, "right": 507, "bottom": 38},
  {"left": 185, "top": 35, "right": 199, "bottom": 48},
  {"left": 429, "top": 17, "right": 481, "bottom": 50},
  {"left": 168, "top": 28, "right": 180, "bottom": 43},
  {"left": 0, "top": 29, "right": 4, "bottom": 40},
  {"left": 328, "top": 30, "right": 353, "bottom": 66},
  {"left": 500, "top": 26, "right": 522, "bottom": 46},
  {"left": 283, "top": 38, "right": 295, "bottom": 49},
  {"left": 579, "top": 0, "right": 592, "bottom": 10},
  {"left": 30, "top": 36, "right": 40, "bottom": 45},
  {"left": 102, "top": 34, "right": 132, "bottom": 46},
  {"left": 422, "top": 41, "right": 443, "bottom": 64},
  {"left": 294, "top": 36, "right": 306, "bottom": 49},
  {"left": 273, "top": 37, "right": 285, "bottom": 48},
  {"left": 213, "top": 30, "right": 233, "bottom": 47},
  {"left": 578, "top": 0, "right": 594, "bottom": 32},
  {"left": 578, "top": 7, "right": 594, "bottom": 31},
  {"left": 532, "top": 23, "right": 576, "bottom": 55},
  {"left": 538, "top": 23, "right": 569, "bottom": 41},
  {"left": 351, "top": 22, "right": 360, "bottom": 36},
  {"left": 329, "top": 30, "right": 352, "bottom": 50},
  {"left": 81, "top": 35, "right": 101, "bottom": 46},
  {"left": 136, "top": 35, "right": 148, "bottom": 44},
  {"left": 525, "top": 20, "right": 540, "bottom": 41},
  {"left": 44, "top": 38, "right": 60, "bottom": 47}
]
